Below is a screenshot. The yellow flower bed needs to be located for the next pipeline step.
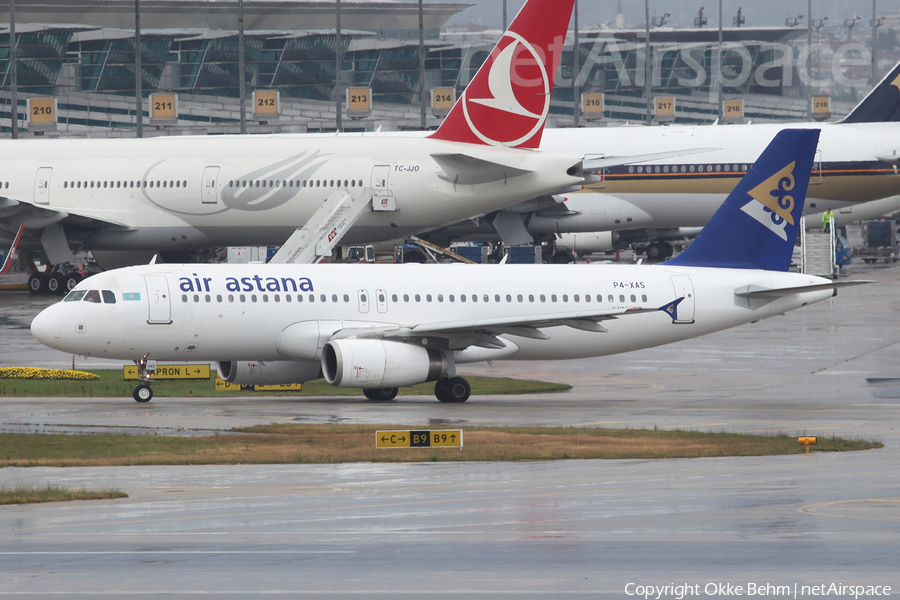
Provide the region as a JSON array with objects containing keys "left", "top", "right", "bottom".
[{"left": 0, "top": 367, "right": 99, "bottom": 380}]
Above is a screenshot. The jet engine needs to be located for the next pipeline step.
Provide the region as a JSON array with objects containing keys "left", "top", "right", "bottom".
[
  {"left": 555, "top": 231, "right": 619, "bottom": 255},
  {"left": 216, "top": 360, "right": 321, "bottom": 386},
  {"left": 321, "top": 339, "right": 448, "bottom": 388}
]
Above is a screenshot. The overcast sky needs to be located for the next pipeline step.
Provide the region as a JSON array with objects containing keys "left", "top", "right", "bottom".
[{"left": 439, "top": 0, "right": 900, "bottom": 31}]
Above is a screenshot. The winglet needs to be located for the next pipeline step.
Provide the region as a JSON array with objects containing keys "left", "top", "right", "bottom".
[
  {"left": 659, "top": 297, "right": 684, "bottom": 321},
  {"left": 665, "top": 129, "right": 820, "bottom": 272},
  {"left": 0, "top": 223, "right": 25, "bottom": 275},
  {"left": 841, "top": 60, "right": 900, "bottom": 123},
  {"left": 428, "top": 0, "right": 575, "bottom": 149}
]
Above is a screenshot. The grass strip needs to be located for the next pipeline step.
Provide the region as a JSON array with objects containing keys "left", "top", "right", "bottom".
[
  {"left": 0, "top": 484, "right": 127, "bottom": 505},
  {"left": 0, "top": 426, "right": 881, "bottom": 467},
  {"left": 0, "top": 370, "right": 569, "bottom": 398}
]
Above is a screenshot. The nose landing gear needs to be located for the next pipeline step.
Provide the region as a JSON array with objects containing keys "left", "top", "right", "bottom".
[
  {"left": 133, "top": 384, "right": 153, "bottom": 402},
  {"left": 132, "top": 354, "right": 155, "bottom": 402}
]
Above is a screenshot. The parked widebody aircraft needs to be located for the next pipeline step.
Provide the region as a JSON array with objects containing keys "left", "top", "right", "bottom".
[
  {"left": 424, "top": 61, "right": 900, "bottom": 260},
  {"left": 32, "top": 129, "right": 869, "bottom": 403},
  {"left": 0, "top": 0, "right": 602, "bottom": 292}
]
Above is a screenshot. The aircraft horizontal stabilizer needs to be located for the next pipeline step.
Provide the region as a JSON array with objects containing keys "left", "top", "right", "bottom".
[
  {"left": 734, "top": 280, "right": 874, "bottom": 299},
  {"left": 582, "top": 148, "right": 720, "bottom": 173},
  {"left": 430, "top": 153, "right": 533, "bottom": 186}
]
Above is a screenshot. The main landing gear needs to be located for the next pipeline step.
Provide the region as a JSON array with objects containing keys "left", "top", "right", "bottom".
[
  {"left": 434, "top": 377, "right": 471, "bottom": 403},
  {"left": 363, "top": 388, "right": 399, "bottom": 401},
  {"left": 360, "top": 377, "right": 472, "bottom": 402},
  {"left": 644, "top": 242, "right": 674, "bottom": 262},
  {"left": 132, "top": 354, "right": 155, "bottom": 402}
]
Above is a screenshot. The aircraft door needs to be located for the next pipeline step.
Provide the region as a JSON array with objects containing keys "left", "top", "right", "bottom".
[
  {"left": 371, "top": 165, "right": 397, "bottom": 212},
  {"left": 669, "top": 275, "right": 695, "bottom": 324},
  {"left": 358, "top": 289, "right": 370, "bottom": 313},
  {"left": 583, "top": 154, "right": 606, "bottom": 189},
  {"left": 375, "top": 289, "right": 388, "bottom": 313},
  {"left": 145, "top": 275, "right": 173, "bottom": 324},
  {"left": 372, "top": 166, "right": 390, "bottom": 189},
  {"left": 201, "top": 166, "right": 220, "bottom": 204},
  {"left": 810, "top": 149, "right": 822, "bottom": 185},
  {"left": 34, "top": 167, "right": 53, "bottom": 205}
]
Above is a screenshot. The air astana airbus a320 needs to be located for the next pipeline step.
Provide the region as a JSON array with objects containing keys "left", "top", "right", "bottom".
[{"left": 32, "top": 129, "right": 871, "bottom": 403}]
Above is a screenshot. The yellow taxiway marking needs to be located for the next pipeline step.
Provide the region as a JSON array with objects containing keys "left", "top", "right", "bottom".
[{"left": 800, "top": 497, "right": 900, "bottom": 521}]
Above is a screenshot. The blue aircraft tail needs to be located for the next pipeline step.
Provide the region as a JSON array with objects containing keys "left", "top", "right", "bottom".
[
  {"left": 665, "top": 128, "right": 820, "bottom": 272},
  {"left": 841, "top": 60, "right": 900, "bottom": 123}
]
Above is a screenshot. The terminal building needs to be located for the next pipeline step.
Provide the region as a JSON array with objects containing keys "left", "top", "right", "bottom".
[{"left": 0, "top": 0, "right": 856, "bottom": 136}]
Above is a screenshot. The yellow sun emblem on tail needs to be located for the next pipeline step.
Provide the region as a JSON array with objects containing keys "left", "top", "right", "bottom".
[
  {"left": 891, "top": 72, "right": 900, "bottom": 91},
  {"left": 747, "top": 161, "right": 796, "bottom": 225}
]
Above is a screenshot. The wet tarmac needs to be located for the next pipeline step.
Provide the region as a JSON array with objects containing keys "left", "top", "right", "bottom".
[{"left": 1, "top": 256, "right": 899, "bottom": 598}]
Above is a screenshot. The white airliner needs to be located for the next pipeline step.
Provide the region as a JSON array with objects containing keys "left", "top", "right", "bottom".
[
  {"left": 32, "top": 129, "right": 869, "bottom": 403},
  {"left": 419, "top": 62, "right": 900, "bottom": 259},
  {"left": 1, "top": 0, "right": 614, "bottom": 290}
]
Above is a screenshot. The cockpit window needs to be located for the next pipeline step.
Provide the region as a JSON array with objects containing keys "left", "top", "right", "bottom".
[
  {"left": 102, "top": 290, "right": 116, "bottom": 304},
  {"left": 64, "top": 290, "right": 86, "bottom": 302},
  {"left": 83, "top": 290, "right": 101, "bottom": 303}
]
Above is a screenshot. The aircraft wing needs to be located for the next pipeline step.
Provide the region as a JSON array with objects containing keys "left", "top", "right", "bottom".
[
  {"left": 582, "top": 147, "right": 719, "bottom": 173},
  {"left": 0, "top": 196, "right": 129, "bottom": 231},
  {"left": 0, "top": 196, "right": 131, "bottom": 264},
  {"left": 332, "top": 302, "right": 678, "bottom": 350}
]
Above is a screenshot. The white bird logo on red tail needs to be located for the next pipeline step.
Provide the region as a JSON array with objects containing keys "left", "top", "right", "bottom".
[{"left": 462, "top": 32, "right": 551, "bottom": 147}]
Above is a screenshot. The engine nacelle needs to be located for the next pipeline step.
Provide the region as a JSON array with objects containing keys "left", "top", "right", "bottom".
[
  {"left": 216, "top": 360, "right": 321, "bottom": 386},
  {"left": 321, "top": 339, "right": 448, "bottom": 388},
  {"left": 555, "top": 231, "right": 619, "bottom": 255}
]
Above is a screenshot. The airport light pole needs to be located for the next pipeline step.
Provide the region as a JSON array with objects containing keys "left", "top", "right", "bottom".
[
  {"left": 238, "top": 0, "right": 246, "bottom": 134},
  {"left": 9, "top": 0, "right": 17, "bottom": 139},
  {"left": 573, "top": 0, "right": 580, "bottom": 127},
  {"left": 844, "top": 16, "right": 861, "bottom": 42},
  {"left": 807, "top": 0, "right": 812, "bottom": 119},
  {"left": 335, "top": 0, "right": 342, "bottom": 132},
  {"left": 419, "top": 0, "right": 426, "bottom": 129},
  {"left": 135, "top": 0, "right": 143, "bottom": 138},
  {"left": 871, "top": 1, "right": 884, "bottom": 82},
  {"left": 717, "top": 0, "right": 723, "bottom": 123},
  {"left": 502, "top": 0, "right": 507, "bottom": 31},
  {"left": 644, "top": 0, "right": 651, "bottom": 124}
]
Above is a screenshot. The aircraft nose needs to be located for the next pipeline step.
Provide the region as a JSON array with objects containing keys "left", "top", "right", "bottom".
[{"left": 31, "top": 307, "right": 61, "bottom": 349}]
